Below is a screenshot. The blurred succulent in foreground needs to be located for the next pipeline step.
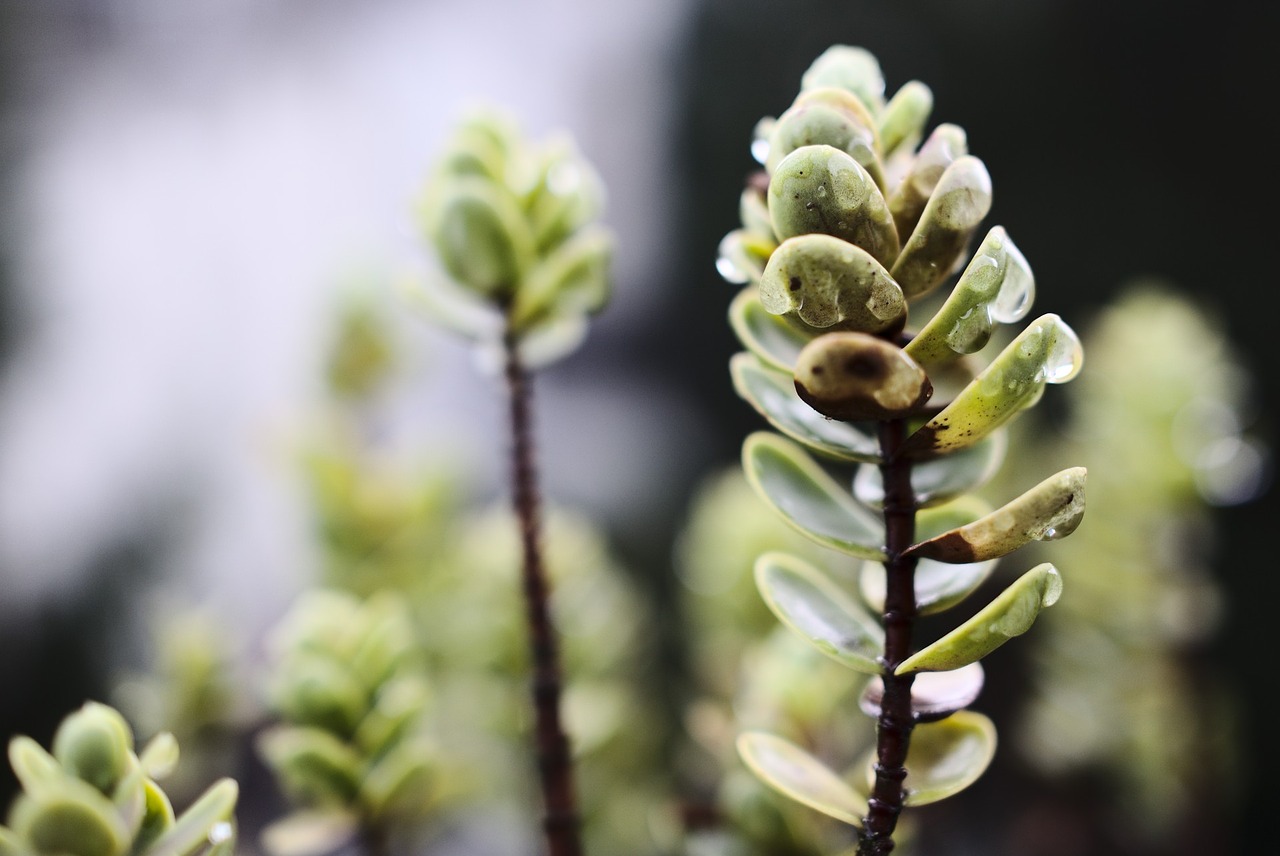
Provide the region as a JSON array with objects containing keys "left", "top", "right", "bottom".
[
  {"left": 0, "top": 701, "right": 238, "bottom": 856},
  {"left": 257, "top": 589, "right": 446, "bottom": 856},
  {"left": 717, "top": 44, "right": 1084, "bottom": 855},
  {"left": 411, "top": 108, "right": 613, "bottom": 370},
  {"left": 1014, "top": 283, "right": 1267, "bottom": 847}
]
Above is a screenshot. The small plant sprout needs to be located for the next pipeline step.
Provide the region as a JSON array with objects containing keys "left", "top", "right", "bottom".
[
  {"left": 719, "top": 45, "right": 1085, "bottom": 855},
  {"left": 412, "top": 109, "right": 613, "bottom": 856},
  {"left": 0, "top": 701, "right": 238, "bottom": 856}
]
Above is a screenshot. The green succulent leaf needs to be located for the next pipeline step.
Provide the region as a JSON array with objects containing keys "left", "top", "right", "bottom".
[
  {"left": 769, "top": 145, "right": 899, "bottom": 267},
  {"left": 111, "top": 768, "right": 146, "bottom": 839},
  {"left": 754, "top": 551, "right": 884, "bottom": 674},
  {"left": 878, "top": 81, "right": 933, "bottom": 159},
  {"left": 353, "top": 677, "right": 430, "bottom": 757},
  {"left": 907, "top": 467, "right": 1087, "bottom": 563},
  {"left": 9, "top": 780, "right": 130, "bottom": 856},
  {"left": 731, "top": 353, "right": 881, "bottom": 463},
  {"left": 888, "top": 123, "right": 967, "bottom": 254},
  {"left": 736, "top": 731, "right": 868, "bottom": 827},
  {"left": 143, "top": 778, "right": 237, "bottom": 856},
  {"left": 52, "top": 702, "right": 133, "bottom": 795},
  {"left": 758, "top": 234, "right": 907, "bottom": 334},
  {"left": 742, "top": 432, "right": 886, "bottom": 560},
  {"left": 896, "top": 564, "right": 1063, "bottom": 674},
  {"left": 257, "top": 727, "right": 362, "bottom": 807},
  {"left": 270, "top": 654, "right": 369, "bottom": 738},
  {"left": 425, "top": 176, "right": 534, "bottom": 298},
  {"left": 727, "top": 288, "right": 812, "bottom": 372},
  {"left": 854, "top": 430, "right": 1007, "bottom": 507},
  {"left": 138, "top": 734, "right": 179, "bottom": 782},
  {"left": 362, "top": 744, "right": 435, "bottom": 820},
  {"left": 902, "top": 314, "right": 1083, "bottom": 459},
  {"left": 510, "top": 226, "right": 613, "bottom": 330},
  {"left": 766, "top": 87, "right": 884, "bottom": 189},
  {"left": 800, "top": 44, "right": 886, "bottom": 113},
  {"left": 717, "top": 229, "right": 773, "bottom": 286},
  {"left": 890, "top": 155, "right": 992, "bottom": 300},
  {"left": 904, "top": 226, "right": 1036, "bottom": 369},
  {"left": 7, "top": 737, "right": 62, "bottom": 794},
  {"left": 897, "top": 711, "right": 997, "bottom": 805},
  {"left": 134, "top": 778, "right": 175, "bottom": 855}
]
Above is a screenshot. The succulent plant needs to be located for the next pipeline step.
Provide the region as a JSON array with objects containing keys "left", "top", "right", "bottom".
[
  {"left": 718, "top": 45, "right": 1085, "bottom": 855},
  {"left": 411, "top": 108, "right": 613, "bottom": 370},
  {"left": 0, "top": 701, "right": 237, "bottom": 856},
  {"left": 257, "top": 588, "right": 444, "bottom": 856},
  {"left": 410, "top": 109, "right": 616, "bottom": 856}
]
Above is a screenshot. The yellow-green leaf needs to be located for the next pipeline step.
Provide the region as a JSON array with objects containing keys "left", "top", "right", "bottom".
[
  {"left": 737, "top": 731, "right": 867, "bottom": 827},
  {"left": 758, "top": 234, "right": 906, "bottom": 334},
  {"left": 890, "top": 155, "right": 991, "bottom": 300},
  {"left": 728, "top": 288, "right": 812, "bottom": 372}
]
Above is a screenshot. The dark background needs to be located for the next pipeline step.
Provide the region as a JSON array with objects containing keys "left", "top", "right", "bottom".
[{"left": 2, "top": 1, "right": 1276, "bottom": 853}]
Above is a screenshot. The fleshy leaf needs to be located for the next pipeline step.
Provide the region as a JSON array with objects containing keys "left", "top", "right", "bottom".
[
  {"left": 890, "top": 155, "right": 992, "bottom": 300},
  {"left": 754, "top": 552, "right": 884, "bottom": 674},
  {"left": 8, "top": 737, "right": 62, "bottom": 793},
  {"left": 800, "top": 45, "right": 886, "bottom": 112},
  {"left": 904, "top": 227, "right": 1035, "bottom": 369},
  {"left": 907, "top": 467, "right": 1087, "bottom": 563},
  {"left": 742, "top": 432, "right": 886, "bottom": 560},
  {"left": 889, "top": 123, "right": 967, "bottom": 248},
  {"left": 901, "top": 711, "right": 997, "bottom": 805},
  {"left": 144, "top": 779, "right": 238, "bottom": 856},
  {"left": 716, "top": 229, "right": 772, "bottom": 286},
  {"left": 363, "top": 745, "right": 435, "bottom": 820},
  {"left": 730, "top": 353, "right": 881, "bottom": 462},
  {"left": 758, "top": 234, "right": 907, "bottom": 334},
  {"left": 8, "top": 781, "right": 130, "bottom": 856},
  {"left": 728, "top": 288, "right": 814, "bottom": 372},
  {"left": 424, "top": 176, "right": 534, "bottom": 298},
  {"left": 736, "top": 731, "right": 868, "bottom": 826},
  {"left": 257, "top": 727, "right": 362, "bottom": 806},
  {"left": 860, "top": 662, "right": 984, "bottom": 723},
  {"left": 896, "top": 564, "right": 1063, "bottom": 674},
  {"left": 793, "top": 332, "right": 931, "bottom": 422},
  {"left": 902, "top": 314, "right": 1083, "bottom": 459},
  {"left": 854, "top": 431, "right": 1007, "bottom": 507},
  {"left": 134, "top": 778, "right": 175, "bottom": 854},
  {"left": 510, "top": 226, "right": 612, "bottom": 329},
  {"left": 138, "top": 734, "right": 179, "bottom": 782},
  {"left": 878, "top": 81, "right": 933, "bottom": 158},
  {"left": 767, "top": 87, "right": 885, "bottom": 189},
  {"left": 769, "top": 145, "right": 899, "bottom": 267}
]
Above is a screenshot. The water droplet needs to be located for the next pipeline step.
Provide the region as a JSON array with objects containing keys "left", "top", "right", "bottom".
[
  {"left": 751, "top": 137, "right": 771, "bottom": 165},
  {"left": 716, "top": 233, "right": 749, "bottom": 284},
  {"left": 1041, "top": 527, "right": 1059, "bottom": 539},
  {"left": 209, "top": 821, "right": 233, "bottom": 844},
  {"left": 1043, "top": 318, "right": 1083, "bottom": 383},
  {"left": 990, "top": 233, "right": 1035, "bottom": 323},
  {"left": 546, "top": 162, "right": 581, "bottom": 196}
]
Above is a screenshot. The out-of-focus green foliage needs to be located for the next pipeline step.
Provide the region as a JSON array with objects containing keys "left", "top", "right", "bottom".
[
  {"left": 411, "top": 108, "right": 613, "bottom": 369},
  {"left": 1013, "top": 283, "right": 1267, "bottom": 843},
  {"left": 257, "top": 588, "right": 447, "bottom": 855},
  {"left": 713, "top": 43, "right": 1085, "bottom": 848},
  {"left": 0, "top": 702, "right": 238, "bottom": 856}
]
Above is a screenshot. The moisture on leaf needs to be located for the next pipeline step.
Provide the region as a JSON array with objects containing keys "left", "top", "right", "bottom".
[
  {"left": 768, "top": 145, "right": 899, "bottom": 267},
  {"left": 896, "top": 564, "right": 1063, "bottom": 674},
  {"left": 907, "top": 467, "right": 1087, "bottom": 563},
  {"left": 902, "top": 314, "right": 1083, "bottom": 459},
  {"left": 889, "top": 123, "right": 967, "bottom": 247},
  {"left": 793, "top": 331, "right": 931, "bottom": 422},
  {"left": 899, "top": 711, "right": 997, "bottom": 805},
  {"left": 727, "top": 288, "right": 813, "bottom": 372},
  {"left": 759, "top": 234, "right": 907, "bottom": 334},
  {"left": 736, "top": 731, "right": 868, "bottom": 827},
  {"left": 754, "top": 551, "right": 884, "bottom": 674},
  {"left": 854, "top": 431, "right": 1007, "bottom": 508},
  {"left": 742, "top": 432, "right": 886, "bottom": 560},
  {"left": 766, "top": 88, "right": 884, "bottom": 189},
  {"left": 904, "top": 226, "right": 1036, "bottom": 369}
]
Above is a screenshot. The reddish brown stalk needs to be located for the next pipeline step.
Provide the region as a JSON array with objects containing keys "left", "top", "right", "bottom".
[
  {"left": 859, "top": 418, "right": 920, "bottom": 856},
  {"left": 503, "top": 328, "right": 583, "bottom": 856}
]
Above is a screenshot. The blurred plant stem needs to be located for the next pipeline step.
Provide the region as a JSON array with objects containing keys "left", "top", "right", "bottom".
[{"left": 502, "top": 324, "right": 583, "bottom": 856}]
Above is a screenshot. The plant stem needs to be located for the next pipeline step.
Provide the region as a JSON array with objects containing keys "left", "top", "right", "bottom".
[
  {"left": 502, "top": 327, "right": 584, "bottom": 856},
  {"left": 859, "top": 418, "right": 919, "bottom": 856}
]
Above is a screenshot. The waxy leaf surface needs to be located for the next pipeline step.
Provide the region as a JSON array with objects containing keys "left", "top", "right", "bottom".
[
  {"left": 737, "top": 731, "right": 868, "bottom": 826},
  {"left": 759, "top": 234, "right": 906, "bottom": 334},
  {"left": 854, "top": 431, "right": 1007, "bottom": 507},
  {"left": 860, "top": 662, "right": 985, "bottom": 723},
  {"left": 896, "top": 564, "right": 1063, "bottom": 674},
  {"left": 902, "top": 711, "right": 997, "bottom": 805},
  {"left": 890, "top": 155, "right": 991, "bottom": 300},
  {"left": 743, "top": 432, "right": 886, "bottom": 560},
  {"left": 728, "top": 288, "right": 811, "bottom": 372},
  {"left": 907, "top": 467, "right": 1087, "bottom": 563},
  {"left": 902, "top": 314, "right": 1082, "bottom": 459},
  {"left": 731, "top": 353, "right": 881, "bottom": 463},
  {"left": 755, "top": 551, "right": 884, "bottom": 674}
]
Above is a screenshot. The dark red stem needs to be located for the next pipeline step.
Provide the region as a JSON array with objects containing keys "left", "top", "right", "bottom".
[
  {"left": 503, "top": 329, "right": 584, "bottom": 856},
  {"left": 859, "top": 418, "right": 919, "bottom": 856}
]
